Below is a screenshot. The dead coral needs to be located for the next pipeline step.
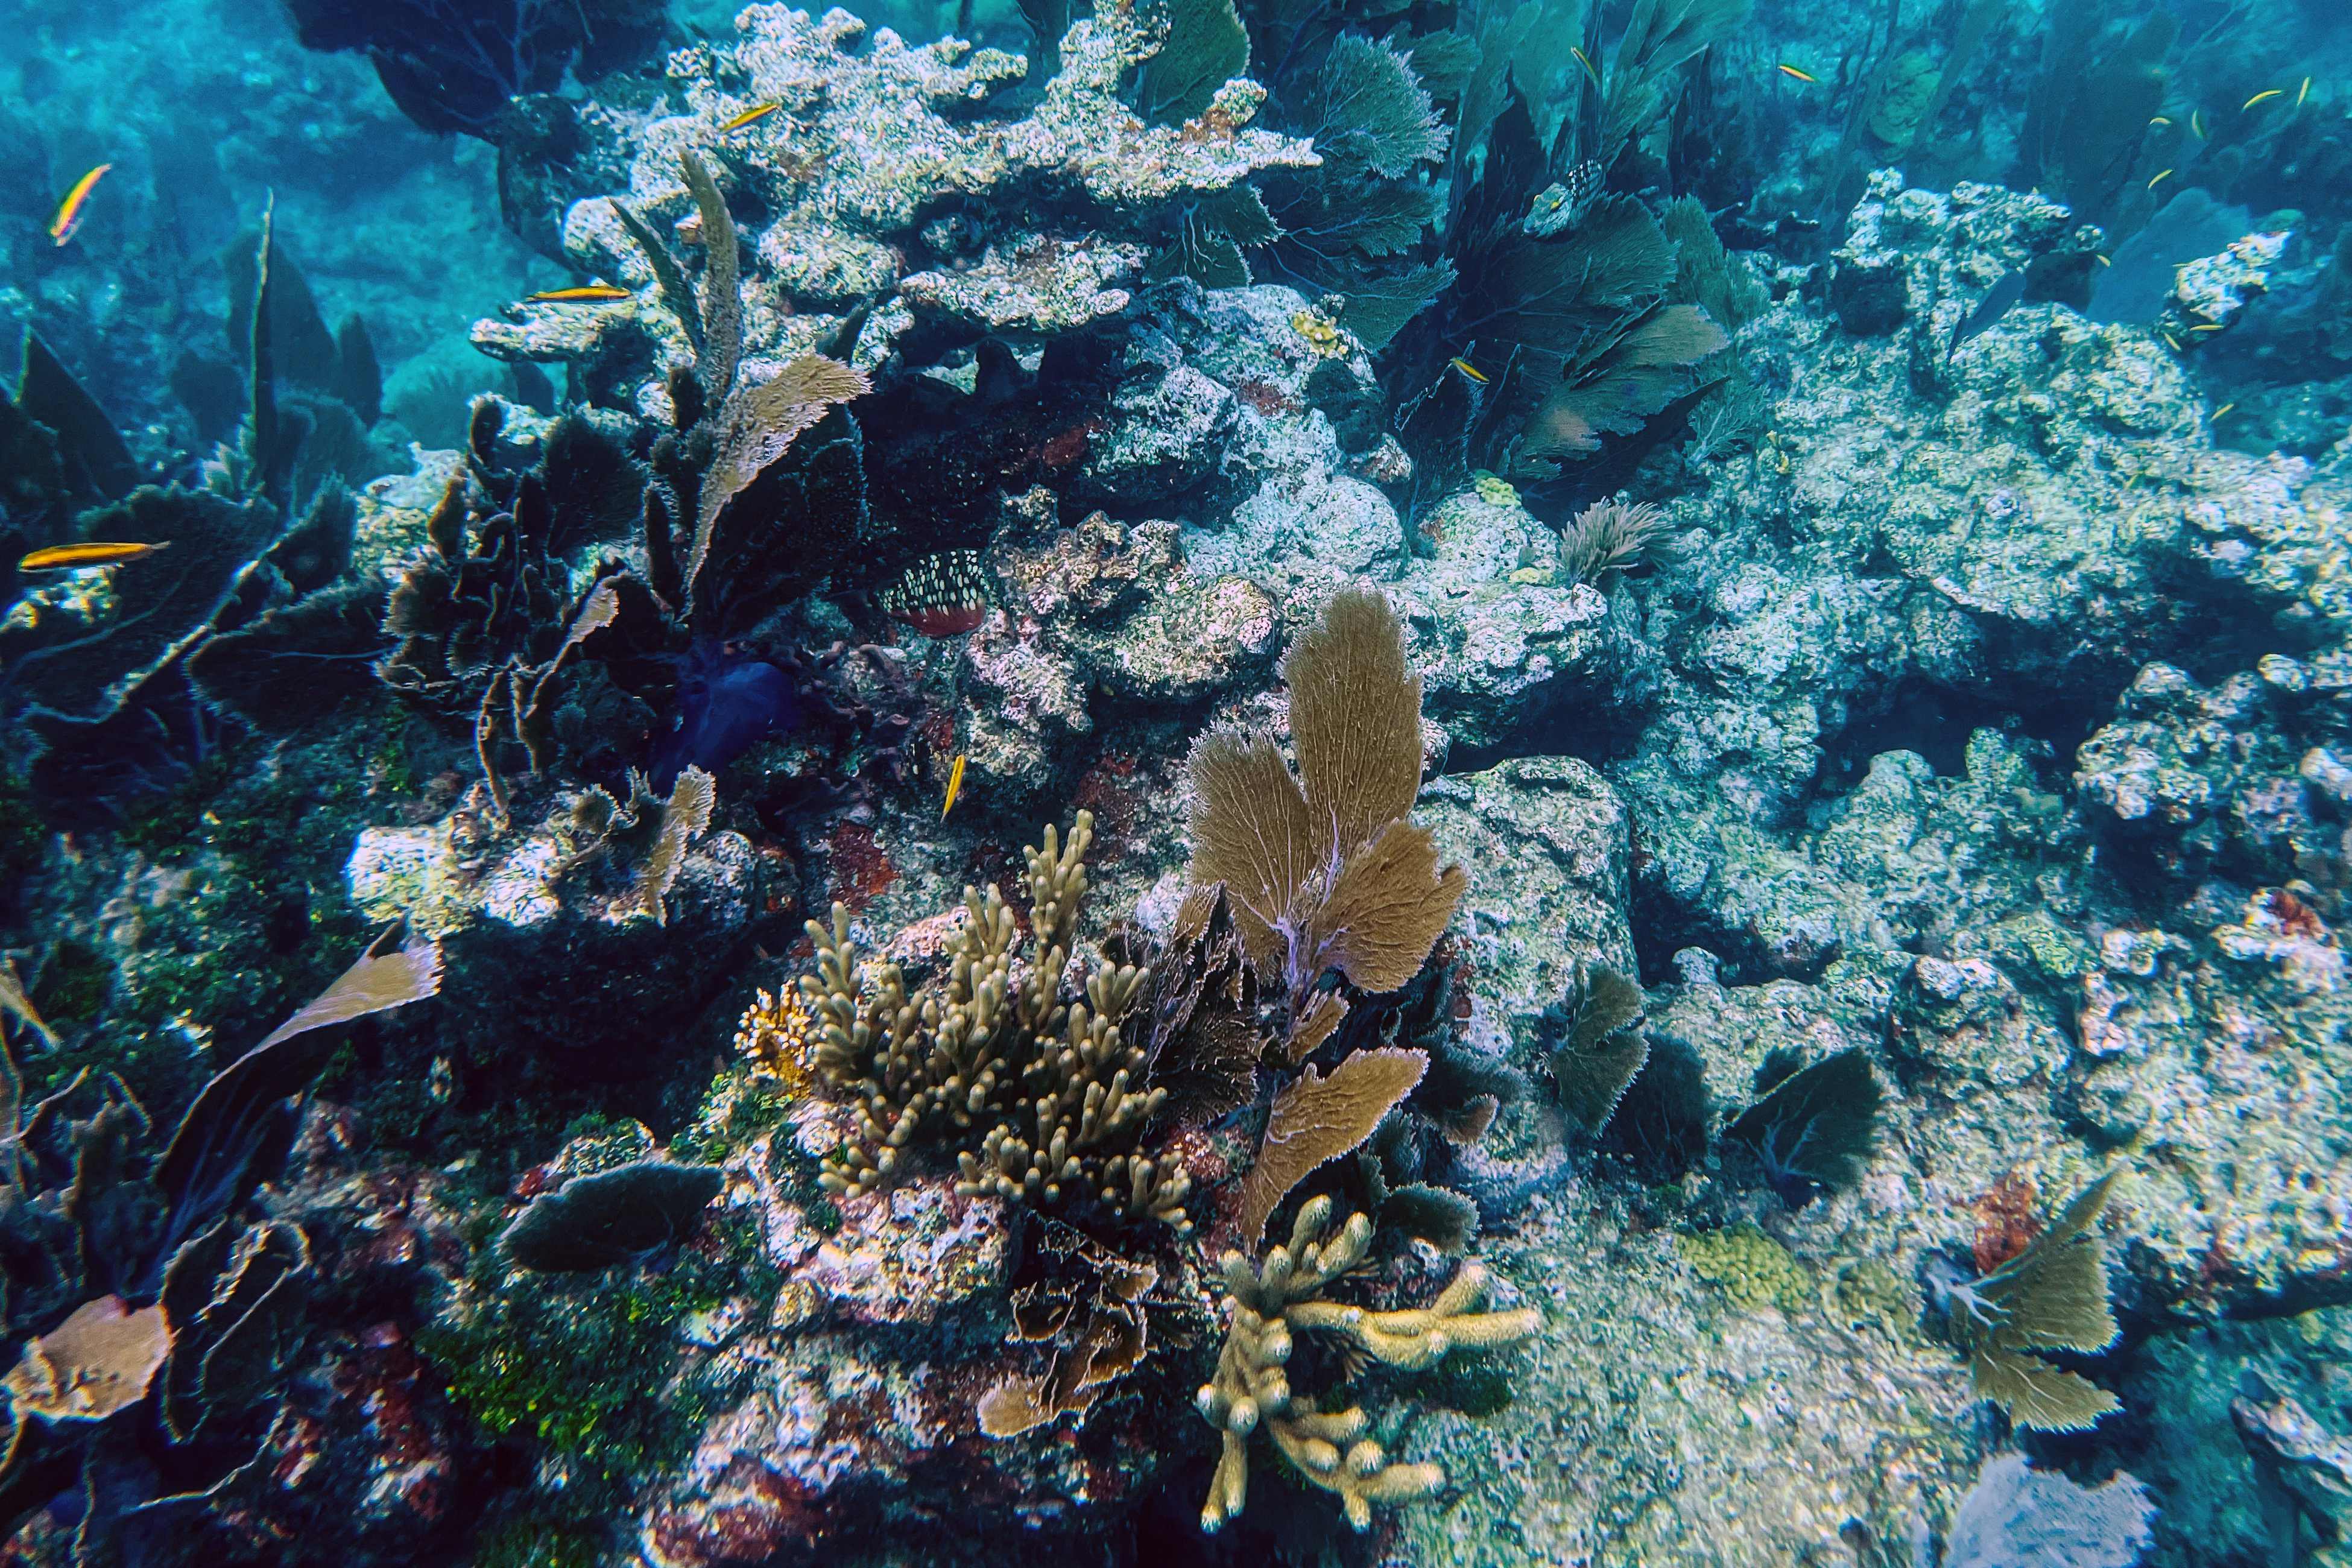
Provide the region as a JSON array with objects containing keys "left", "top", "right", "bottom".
[
  {"left": 799, "top": 809, "right": 1191, "bottom": 1229},
  {"left": 1196, "top": 1196, "right": 1538, "bottom": 1532}
]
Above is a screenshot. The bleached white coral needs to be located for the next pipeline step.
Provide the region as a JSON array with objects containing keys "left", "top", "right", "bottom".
[{"left": 472, "top": 0, "right": 1316, "bottom": 391}]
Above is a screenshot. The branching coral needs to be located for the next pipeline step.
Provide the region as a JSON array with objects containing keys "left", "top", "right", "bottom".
[
  {"left": 799, "top": 809, "right": 1190, "bottom": 1228},
  {"left": 1196, "top": 1196, "right": 1537, "bottom": 1531},
  {"left": 472, "top": 0, "right": 1316, "bottom": 398}
]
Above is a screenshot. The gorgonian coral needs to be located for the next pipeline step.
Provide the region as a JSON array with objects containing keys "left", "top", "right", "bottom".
[{"left": 1184, "top": 584, "right": 1466, "bottom": 1055}]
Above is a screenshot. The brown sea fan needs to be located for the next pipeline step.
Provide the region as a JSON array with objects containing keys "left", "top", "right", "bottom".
[{"left": 1184, "top": 584, "right": 1466, "bottom": 1022}]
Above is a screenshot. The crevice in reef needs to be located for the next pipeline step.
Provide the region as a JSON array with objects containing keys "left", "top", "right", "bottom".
[
  {"left": 1437, "top": 681, "right": 1649, "bottom": 776},
  {"left": 1811, "top": 675, "right": 2101, "bottom": 799}
]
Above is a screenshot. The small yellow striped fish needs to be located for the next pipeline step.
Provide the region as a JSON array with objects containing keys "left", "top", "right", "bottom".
[
  {"left": 2149, "top": 116, "right": 2172, "bottom": 127},
  {"left": 18, "top": 540, "right": 165, "bottom": 571},
  {"left": 49, "top": 163, "right": 110, "bottom": 247},
  {"left": 2147, "top": 168, "right": 2173, "bottom": 190},
  {"left": 2191, "top": 323, "right": 2225, "bottom": 332},
  {"left": 941, "top": 752, "right": 967, "bottom": 819},
  {"left": 2191, "top": 109, "right": 2207, "bottom": 139},
  {"left": 2297, "top": 77, "right": 2312, "bottom": 107},
  {"left": 721, "top": 101, "right": 782, "bottom": 133},
  {"left": 526, "top": 283, "right": 632, "bottom": 303},
  {"left": 1775, "top": 62, "right": 1819, "bottom": 84},
  {"left": 2094, "top": 254, "right": 2111, "bottom": 266},
  {"left": 2162, "top": 330, "right": 2184, "bottom": 350},
  {"left": 1569, "top": 46, "right": 1602, "bottom": 89},
  {"left": 2242, "top": 88, "right": 2283, "bottom": 111},
  {"left": 1450, "top": 356, "right": 1489, "bottom": 384},
  {"left": 2213, "top": 402, "right": 2236, "bottom": 421}
]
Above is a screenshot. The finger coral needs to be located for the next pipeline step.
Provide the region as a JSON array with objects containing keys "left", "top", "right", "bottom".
[
  {"left": 1197, "top": 1195, "right": 1538, "bottom": 1532},
  {"left": 799, "top": 810, "right": 1190, "bottom": 1229}
]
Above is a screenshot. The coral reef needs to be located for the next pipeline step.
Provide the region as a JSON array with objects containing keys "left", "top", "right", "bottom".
[{"left": 470, "top": 0, "right": 1317, "bottom": 402}]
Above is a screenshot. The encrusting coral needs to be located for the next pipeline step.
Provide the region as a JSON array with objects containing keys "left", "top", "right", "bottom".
[
  {"left": 799, "top": 809, "right": 1191, "bottom": 1228},
  {"left": 1196, "top": 1195, "right": 1538, "bottom": 1532}
]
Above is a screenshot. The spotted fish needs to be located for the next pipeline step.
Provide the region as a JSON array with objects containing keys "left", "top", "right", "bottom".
[
  {"left": 1523, "top": 161, "right": 1607, "bottom": 238},
  {"left": 880, "top": 550, "right": 993, "bottom": 637}
]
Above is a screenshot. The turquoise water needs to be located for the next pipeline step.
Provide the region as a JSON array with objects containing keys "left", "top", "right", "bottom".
[{"left": 2, "top": 1, "right": 2351, "bottom": 1564}]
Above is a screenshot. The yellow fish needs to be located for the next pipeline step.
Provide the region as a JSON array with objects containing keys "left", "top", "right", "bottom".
[
  {"left": 2162, "top": 330, "right": 2184, "bottom": 351},
  {"left": 2242, "top": 88, "right": 2283, "bottom": 111},
  {"left": 1569, "top": 46, "right": 1603, "bottom": 89},
  {"left": 2297, "top": 77, "right": 2312, "bottom": 107},
  {"left": 941, "top": 752, "right": 967, "bottom": 820},
  {"left": 2094, "top": 254, "right": 2111, "bottom": 265},
  {"left": 1775, "top": 63, "right": 1819, "bottom": 84},
  {"left": 2191, "top": 322, "right": 2225, "bottom": 332},
  {"left": 48, "top": 162, "right": 110, "bottom": 247},
  {"left": 2147, "top": 168, "right": 2173, "bottom": 190},
  {"left": 1449, "top": 356, "right": 1489, "bottom": 385},
  {"left": 2213, "top": 402, "right": 2236, "bottom": 420},
  {"left": 18, "top": 540, "right": 165, "bottom": 571},
  {"left": 2149, "top": 116, "right": 2172, "bottom": 127},
  {"left": 2191, "top": 109, "right": 2207, "bottom": 139},
  {"left": 526, "top": 283, "right": 633, "bottom": 303},
  {"left": 721, "top": 101, "right": 782, "bottom": 133}
]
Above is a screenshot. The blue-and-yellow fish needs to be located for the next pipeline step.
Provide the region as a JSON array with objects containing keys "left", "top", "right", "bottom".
[
  {"left": 48, "top": 163, "right": 110, "bottom": 247},
  {"left": 19, "top": 540, "right": 166, "bottom": 571},
  {"left": 1450, "top": 356, "right": 1490, "bottom": 385},
  {"left": 941, "top": 753, "right": 967, "bottom": 819},
  {"left": 1775, "top": 63, "right": 1819, "bottom": 84},
  {"left": 721, "top": 101, "right": 782, "bottom": 133}
]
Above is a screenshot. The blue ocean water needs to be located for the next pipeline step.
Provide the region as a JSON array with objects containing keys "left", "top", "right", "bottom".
[{"left": 2, "top": 0, "right": 2350, "bottom": 1564}]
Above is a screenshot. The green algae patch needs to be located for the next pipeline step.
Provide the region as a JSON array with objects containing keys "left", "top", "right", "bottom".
[
  {"left": 1991, "top": 910, "right": 2094, "bottom": 986},
  {"left": 1834, "top": 1258, "right": 1919, "bottom": 1336},
  {"left": 1677, "top": 1224, "right": 1813, "bottom": 1315}
]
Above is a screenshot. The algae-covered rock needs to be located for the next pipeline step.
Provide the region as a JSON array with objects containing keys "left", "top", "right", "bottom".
[{"left": 346, "top": 785, "right": 762, "bottom": 1077}]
